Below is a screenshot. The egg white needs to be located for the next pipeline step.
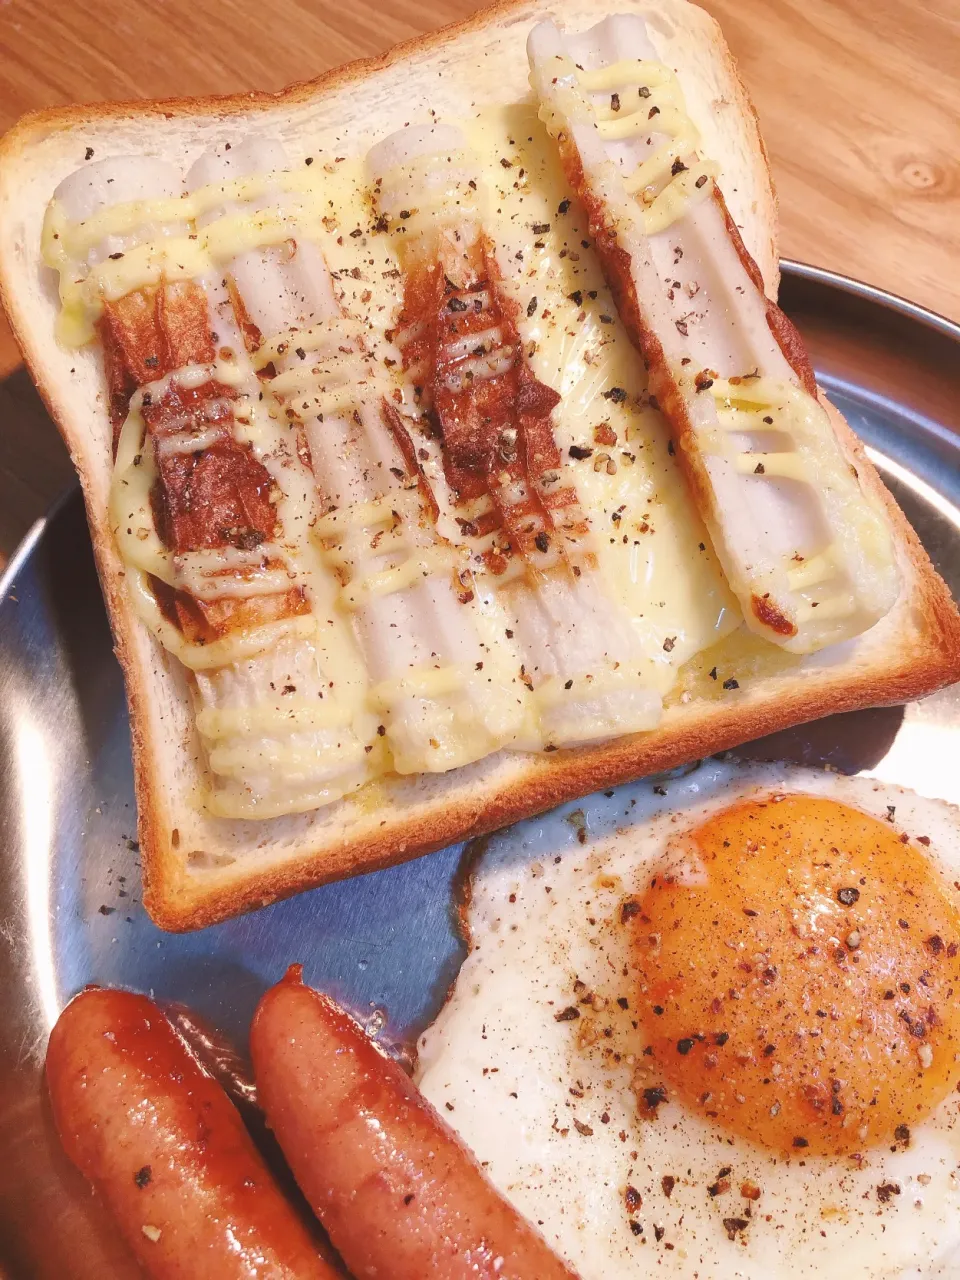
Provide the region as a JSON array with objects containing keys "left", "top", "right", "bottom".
[{"left": 415, "top": 761, "right": 960, "bottom": 1279}]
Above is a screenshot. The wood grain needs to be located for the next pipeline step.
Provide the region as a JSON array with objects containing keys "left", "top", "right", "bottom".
[{"left": 0, "top": 0, "right": 956, "bottom": 561}]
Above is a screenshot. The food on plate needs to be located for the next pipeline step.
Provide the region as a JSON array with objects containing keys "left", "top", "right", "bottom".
[
  {"left": 250, "top": 966, "right": 581, "bottom": 1279},
  {"left": 1, "top": 0, "right": 959, "bottom": 930},
  {"left": 367, "top": 122, "right": 659, "bottom": 748},
  {"left": 635, "top": 791, "right": 960, "bottom": 1157},
  {"left": 528, "top": 15, "right": 899, "bottom": 652},
  {"left": 417, "top": 761, "right": 960, "bottom": 1277},
  {"left": 45, "top": 987, "right": 338, "bottom": 1279}
]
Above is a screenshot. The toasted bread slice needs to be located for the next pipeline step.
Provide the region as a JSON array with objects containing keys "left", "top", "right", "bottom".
[{"left": 0, "top": 0, "right": 957, "bottom": 930}]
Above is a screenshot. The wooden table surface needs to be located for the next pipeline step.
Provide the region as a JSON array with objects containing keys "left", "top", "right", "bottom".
[{"left": 0, "top": 0, "right": 956, "bottom": 562}]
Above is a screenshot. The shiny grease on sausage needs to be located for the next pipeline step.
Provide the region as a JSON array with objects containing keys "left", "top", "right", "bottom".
[
  {"left": 45, "top": 987, "right": 339, "bottom": 1279},
  {"left": 251, "top": 966, "right": 581, "bottom": 1280}
]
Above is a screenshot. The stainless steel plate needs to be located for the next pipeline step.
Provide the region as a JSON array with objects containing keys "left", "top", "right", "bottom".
[{"left": 1, "top": 262, "right": 959, "bottom": 1276}]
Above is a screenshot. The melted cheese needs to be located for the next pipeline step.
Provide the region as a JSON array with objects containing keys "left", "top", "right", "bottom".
[
  {"left": 529, "top": 53, "right": 717, "bottom": 236},
  {"left": 42, "top": 174, "right": 332, "bottom": 346},
  {"left": 125, "top": 567, "right": 318, "bottom": 671},
  {"left": 252, "top": 316, "right": 369, "bottom": 370},
  {"left": 342, "top": 546, "right": 465, "bottom": 608},
  {"left": 47, "top": 113, "right": 791, "bottom": 809},
  {"left": 577, "top": 59, "right": 722, "bottom": 226},
  {"left": 464, "top": 105, "right": 739, "bottom": 694},
  {"left": 109, "top": 407, "right": 176, "bottom": 587},
  {"left": 369, "top": 663, "right": 465, "bottom": 708},
  {"left": 195, "top": 700, "right": 352, "bottom": 739}
]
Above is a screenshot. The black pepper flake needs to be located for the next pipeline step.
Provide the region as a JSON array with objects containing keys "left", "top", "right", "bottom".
[
  {"left": 629, "top": 1220, "right": 643, "bottom": 1236},
  {"left": 500, "top": 157, "right": 513, "bottom": 168},
  {"left": 625, "top": 1185, "right": 642, "bottom": 1212},
  {"left": 876, "top": 1182, "right": 901, "bottom": 1203},
  {"left": 603, "top": 386, "right": 627, "bottom": 403},
  {"left": 667, "top": 440, "right": 675, "bottom": 455},
  {"left": 532, "top": 223, "right": 550, "bottom": 235},
  {"left": 654, "top": 1225, "right": 666, "bottom": 1242},
  {"left": 648, "top": 105, "right": 661, "bottom": 119},
  {"left": 926, "top": 934, "right": 944, "bottom": 955},
  {"left": 108, "top": 251, "right": 125, "bottom": 260},
  {"left": 676, "top": 1037, "right": 695, "bottom": 1056},
  {"left": 535, "top": 531, "right": 550, "bottom": 553},
  {"left": 84, "top": 146, "right": 94, "bottom": 160},
  {"left": 305, "top": 156, "right": 314, "bottom": 165},
  {"left": 569, "top": 444, "right": 593, "bottom": 460},
  {"left": 98, "top": 905, "right": 115, "bottom": 916},
  {"left": 447, "top": 296, "right": 468, "bottom": 312},
  {"left": 610, "top": 92, "right": 621, "bottom": 112},
  {"left": 662, "top": 636, "right": 676, "bottom": 652},
  {"left": 792, "top": 1136, "right": 809, "bottom": 1149},
  {"left": 134, "top": 1165, "right": 152, "bottom": 1188},
  {"left": 714, "top": 1031, "right": 729, "bottom": 1046},
  {"left": 754, "top": 462, "right": 765, "bottom": 475},
  {"left": 671, "top": 158, "right": 688, "bottom": 176},
  {"left": 620, "top": 899, "right": 641, "bottom": 923},
  {"left": 558, "top": 198, "right": 571, "bottom": 214},
  {"left": 643, "top": 1085, "right": 668, "bottom": 1110},
  {"left": 527, "top": 295, "right": 538, "bottom": 317},
  {"left": 695, "top": 174, "right": 709, "bottom": 189},
  {"left": 554, "top": 1006, "right": 580, "bottom": 1022},
  {"left": 708, "top": 667, "right": 718, "bottom": 680},
  {"left": 723, "top": 1218, "right": 749, "bottom": 1241},
  {"left": 376, "top": 724, "right": 386, "bottom": 737},
  {"left": 404, "top": 1193, "right": 415, "bottom": 1205},
  {"left": 837, "top": 887, "right": 860, "bottom": 906},
  {"left": 568, "top": 289, "right": 583, "bottom": 306},
  {"left": 894, "top": 1124, "right": 911, "bottom": 1146},
  {"left": 722, "top": 678, "right": 739, "bottom": 690}
]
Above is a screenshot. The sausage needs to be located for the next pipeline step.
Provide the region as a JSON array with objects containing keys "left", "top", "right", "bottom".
[
  {"left": 250, "top": 966, "right": 581, "bottom": 1280},
  {"left": 45, "top": 987, "right": 341, "bottom": 1279}
]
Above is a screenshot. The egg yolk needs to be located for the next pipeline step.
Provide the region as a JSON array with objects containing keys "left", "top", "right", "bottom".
[{"left": 633, "top": 794, "right": 960, "bottom": 1156}]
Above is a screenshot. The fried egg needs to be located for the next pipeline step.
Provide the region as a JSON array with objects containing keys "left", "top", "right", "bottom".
[{"left": 415, "top": 761, "right": 960, "bottom": 1278}]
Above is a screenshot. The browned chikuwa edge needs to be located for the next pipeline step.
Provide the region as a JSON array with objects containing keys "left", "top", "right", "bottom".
[
  {"left": 751, "top": 591, "right": 797, "bottom": 637},
  {"left": 100, "top": 280, "right": 306, "bottom": 645},
  {"left": 392, "top": 229, "right": 587, "bottom": 579}
]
